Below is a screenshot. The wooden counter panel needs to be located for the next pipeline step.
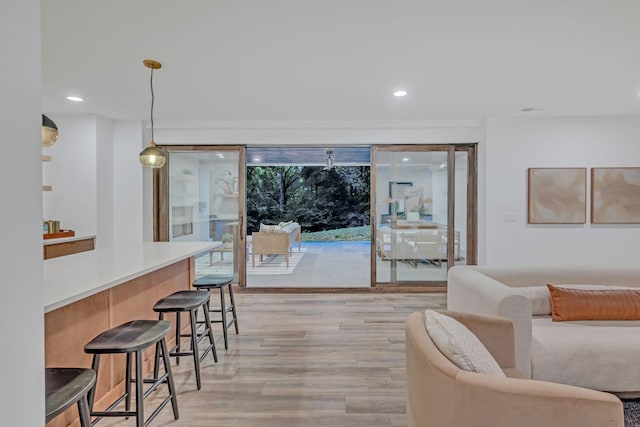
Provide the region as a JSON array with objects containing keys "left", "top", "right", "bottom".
[
  {"left": 108, "top": 259, "right": 190, "bottom": 389},
  {"left": 45, "top": 291, "right": 110, "bottom": 427},
  {"left": 44, "top": 237, "right": 95, "bottom": 259},
  {"left": 45, "top": 258, "right": 193, "bottom": 427}
]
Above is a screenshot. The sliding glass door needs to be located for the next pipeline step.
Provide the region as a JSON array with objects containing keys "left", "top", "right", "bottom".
[
  {"left": 156, "top": 146, "right": 246, "bottom": 284},
  {"left": 372, "top": 145, "right": 476, "bottom": 286}
]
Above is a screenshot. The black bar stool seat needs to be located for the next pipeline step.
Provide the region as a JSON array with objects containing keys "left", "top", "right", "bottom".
[
  {"left": 154, "top": 290, "right": 210, "bottom": 312},
  {"left": 85, "top": 320, "right": 179, "bottom": 427},
  {"left": 46, "top": 368, "right": 96, "bottom": 427},
  {"left": 192, "top": 274, "right": 239, "bottom": 350},
  {"left": 85, "top": 320, "right": 171, "bottom": 353},
  {"left": 153, "top": 290, "right": 217, "bottom": 390}
]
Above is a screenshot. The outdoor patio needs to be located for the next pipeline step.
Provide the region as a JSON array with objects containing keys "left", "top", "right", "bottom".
[{"left": 196, "top": 240, "right": 458, "bottom": 288}]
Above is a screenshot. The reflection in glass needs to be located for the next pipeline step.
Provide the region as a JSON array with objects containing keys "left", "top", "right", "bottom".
[{"left": 168, "top": 151, "right": 240, "bottom": 281}]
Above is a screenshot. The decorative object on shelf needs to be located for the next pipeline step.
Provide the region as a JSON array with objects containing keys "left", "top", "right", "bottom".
[
  {"left": 591, "top": 167, "right": 640, "bottom": 224},
  {"left": 42, "top": 114, "right": 58, "bottom": 147},
  {"left": 323, "top": 148, "right": 335, "bottom": 170},
  {"left": 527, "top": 168, "right": 586, "bottom": 224},
  {"left": 139, "top": 59, "right": 166, "bottom": 168}
]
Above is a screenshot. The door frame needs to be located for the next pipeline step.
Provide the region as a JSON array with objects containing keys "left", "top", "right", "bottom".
[
  {"left": 370, "top": 143, "right": 477, "bottom": 288},
  {"left": 154, "top": 145, "right": 247, "bottom": 287}
]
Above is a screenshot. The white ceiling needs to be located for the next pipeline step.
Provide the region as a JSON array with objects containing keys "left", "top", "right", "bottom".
[{"left": 41, "top": 0, "right": 640, "bottom": 122}]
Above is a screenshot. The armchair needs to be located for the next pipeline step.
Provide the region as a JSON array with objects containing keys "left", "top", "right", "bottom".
[{"left": 406, "top": 310, "right": 623, "bottom": 427}]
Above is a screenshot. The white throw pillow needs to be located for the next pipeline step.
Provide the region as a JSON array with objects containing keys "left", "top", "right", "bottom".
[{"left": 424, "top": 310, "right": 505, "bottom": 377}]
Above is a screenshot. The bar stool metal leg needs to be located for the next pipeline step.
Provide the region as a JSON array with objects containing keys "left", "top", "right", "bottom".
[
  {"left": 77, "top": 393, "right": 92, "bottom": 427},
  {"left": 202, "top": 301, "right": 218, "bottom": 363},
  {"left": 88, "top": 355, "right": 100, "bottom": 412},
  {"left": 160, "top": 337, "right": 180, "bottom": 419},
  {"left": 218, "top": 286, "right": 228, "bottom": 349},
  {"left": 135, "top": 350, "right": 144, "bottom": 427},
  {"left": 175, "top": 312, "right": 181, "bottom": 365},
  {"left": 125, "top": 352, "right": 132, "bottom": 417},
  {"left": 228, "top": 282, "right": 239, "bottom": 334},
  {"left": 189, "top": 308, "right": 202, "bottom": 389}
]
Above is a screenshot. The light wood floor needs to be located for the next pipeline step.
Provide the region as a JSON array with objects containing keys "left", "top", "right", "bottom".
[{"left": 100, "top": 292, "right": 446, "bottom": 427}]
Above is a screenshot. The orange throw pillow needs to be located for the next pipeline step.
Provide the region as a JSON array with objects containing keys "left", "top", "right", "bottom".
[{"left": 547, "top": 284, "right": 640, "bottom": 321}]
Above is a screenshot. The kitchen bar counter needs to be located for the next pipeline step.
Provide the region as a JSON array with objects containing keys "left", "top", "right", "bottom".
[
  {"left": 45, "top": 241, "right": 220, "bottom": 312},
  {"left": 44, "top": 241, "right": 221, "bottom": 427}
]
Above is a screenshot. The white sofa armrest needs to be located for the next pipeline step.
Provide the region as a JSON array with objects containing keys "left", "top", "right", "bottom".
[{"left": 447, "top": 266, "right": 533, "bottom": 375}]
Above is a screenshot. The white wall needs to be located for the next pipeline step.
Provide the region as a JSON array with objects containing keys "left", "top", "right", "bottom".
[
  {"left": 96, "top": 116, "right": 114, "bottom": 247},
  {"left": 485, "top": 117, "right": 640, "bottom": 266},
  {"left": 0, "top": 0, "right": 44, "bottom": 424},
  {"left": 43, "top": 115, "right": 98, "bottom": 236},
  {"left": 42, "top": 116, "right": 147, "bottom": 246},
  {"left": 113, "top": 120, "right": 145, "bottom": 245}
]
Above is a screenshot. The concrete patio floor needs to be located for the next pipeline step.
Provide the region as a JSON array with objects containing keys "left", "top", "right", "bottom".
[{"left": 197, "top": 241, "right": 457, "bottom": 288}]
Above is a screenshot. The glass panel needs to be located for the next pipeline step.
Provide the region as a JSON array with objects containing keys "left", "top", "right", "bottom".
[
  {"left": 168, "top": 150, "right": 241, "bottom": 281},
  {"left": 375, "top": 150, "right": 448, "bottom": 283},
  {"left": 454, "top": 151, "right": 468, "bottom": 265}
]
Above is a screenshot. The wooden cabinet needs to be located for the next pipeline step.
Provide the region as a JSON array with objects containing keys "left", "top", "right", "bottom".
[{"left": 44, "top": 237, "right": 95, "bottom": 259}]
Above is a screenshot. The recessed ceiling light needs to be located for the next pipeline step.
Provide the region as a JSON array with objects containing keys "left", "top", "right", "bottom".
[
  {"left": 66, "top": 96, "right": 84, "bottom": 102},
  {"left": 393, "top": 90, "right": 408, "bottom": 97},
  {"left": 253, "top": 157, "right": 262, "bottom": 163},
  {"left": 402, "top": 157, "right": 409, "bottom": 162}
]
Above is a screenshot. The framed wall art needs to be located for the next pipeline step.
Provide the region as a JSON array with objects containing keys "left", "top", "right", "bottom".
[
  {"left": 527, "top": 168, "right": 586, "bottom": 224},
  {"left": 591, "top": 167, "right": 640, "bottom": 224}
]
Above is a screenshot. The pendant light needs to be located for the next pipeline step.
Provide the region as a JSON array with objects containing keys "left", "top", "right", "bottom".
[
  {"left": 323, "top": 149, "right": 335, "bottom": 170},
  {"left": 139, "top": 59, "right": 166, "bottom": 168},
  {"left": 41, "top": 114, "right": 58, "bottom": 147}
]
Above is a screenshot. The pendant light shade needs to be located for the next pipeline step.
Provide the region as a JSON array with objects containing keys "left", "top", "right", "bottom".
[
  {"left": 42, "top": 114, "right": 58, "bottom": 147},
  {"left": 139, "top": 59, "right": 166, "bottom": 168},
  {"left": 139, "top": 141, "right": 166, "bottom": 168},
  {"left": 324, "top": 149, "right": 335, "bottom": 170}
]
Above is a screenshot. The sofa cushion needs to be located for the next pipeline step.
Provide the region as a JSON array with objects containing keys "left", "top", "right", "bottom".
[
  {"left": 547, "top": 284, "right": 640, "bottom": 321},
  {"left": 531, "top": 317, "right": 640, "bottom": 391},
  {"left": 424, "top": 310, "right": 505, "bottom": 377}
]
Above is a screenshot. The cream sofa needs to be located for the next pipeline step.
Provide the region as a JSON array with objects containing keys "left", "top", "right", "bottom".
[
  {"left": 406, "top": 310, "right": 623, "bottom": 427},
  {"left": 251, "top": 222, "right": 301, "bottom": 268},
  {"left": 447, "top": 266, "right": 640, "bottom": 394}
]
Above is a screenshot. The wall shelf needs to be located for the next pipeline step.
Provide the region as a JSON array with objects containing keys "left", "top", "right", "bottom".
[{"left": 42, "top": 185, "right": 52, "bottom": 192}]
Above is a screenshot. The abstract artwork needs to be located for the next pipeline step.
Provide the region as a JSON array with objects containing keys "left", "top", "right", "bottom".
[
  {"left": 591, "top": 167, "right": 640, "bottom": 224},
  {"left": 528, "top": 168, "right": 586, "bottom": 224}
]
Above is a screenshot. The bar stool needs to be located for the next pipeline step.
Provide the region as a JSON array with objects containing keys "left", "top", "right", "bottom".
[
  {"left": 153, "top": 290, "right": 217, "bottom": 390},
  {"left": 192, "top": 274, "right": 239, "bottom": 349},
  {"left": 45, "top": 368, "right": 96, "bottom": 427},
  {"left": 85, "top": 320, "right": 179, "bottom": 427}
]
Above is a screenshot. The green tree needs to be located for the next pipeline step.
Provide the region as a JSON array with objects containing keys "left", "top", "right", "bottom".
[{"left": 247, "top": 165, "right": 370, "bottom": 234}]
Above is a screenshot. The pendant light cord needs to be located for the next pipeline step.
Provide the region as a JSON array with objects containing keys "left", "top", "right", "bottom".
[{"left": 150, "top": 68, "right": 155, "bottom": 142}]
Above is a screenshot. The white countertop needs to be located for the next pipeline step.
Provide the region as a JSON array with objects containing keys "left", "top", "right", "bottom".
[
  {"left": 43, "top": 234, "right": 96, "bottom": 245},
  {"left": 44, "top": 241, "right": 221, "bottom": 313}
]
